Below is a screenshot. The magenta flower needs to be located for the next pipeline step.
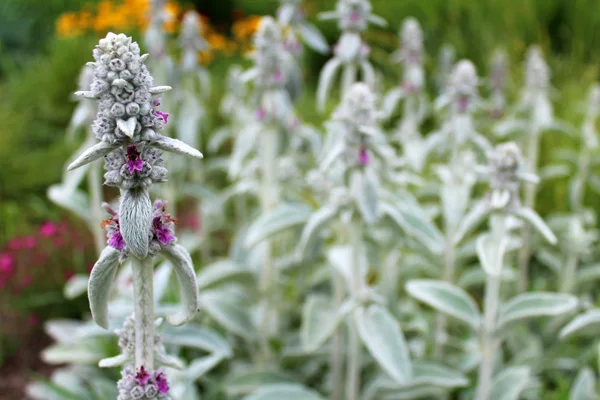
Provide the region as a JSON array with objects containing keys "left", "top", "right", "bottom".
[
  {"left": 457, "top": 95, "right": 469, "bottom": 112},
  {"left": 350, "top": 12, "right": 361, "bottom": 22},
  {"left": 125, "top": 145, "right": 144, "bottom": 174},
  {"left": 108, "top": 230, "right": 125, "bottom": 250},
  {"left": 152, "top": 98, "right": 161, "bottom": 107},
  {"left": 135, "top": 366, "right": 151, "bottom": 386},
  {"left": 152, "top": 200, "right": 177, "bottom": 247},
  {"left": 102, "top": 207, "right": 126, "bottom": 251},
  {"left": 359, "top": 144, "right": 370, "bottom": 165},
  {"left": 154, "top": 370, "right": 169, "bottom": 394},
  {"left": 273, "top": 70, "right": 284, "bottom": 83},
  {"left": 39, "top": 221, "right": 57, "bottom": 237},
  {"left": 0, "top": 254, "right": 14, "bottom": 274},
  {"left": 155, "top": 110, "right": 169, "bottom": 124},
  {"left": 256, "top": 107, "right": 267, "bottom": 121}
]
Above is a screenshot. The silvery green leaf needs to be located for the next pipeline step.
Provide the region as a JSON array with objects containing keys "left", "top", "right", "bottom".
[
  {"left": 199, "top": 289, "right": 254, "bottom": 338},
  {"left": 327, "top": 245, "right": 367, "bottom": 290},
  {"left": 493, "top": 119, "right": 527, "bottom": 138},
  {"left": 361, "top": 61, "right": 376, "bottom": 88},
  {"left": 116, "top": 117, "right": 137, "bottom": 138},
  {"left": 67, "top": 141, "right": 118, "bottom": 171},
  {"left": 176, "top": 96, "right": 201, "bottom": 149},
  {"left": 458, "top": 266, "right": 516, "bottom": 289},
  {"left": 380, "top": 201, "right": 444, "bottom": 254},
  {"left": 26, "top": 382, "right": 78, "bottom": 400},
  {"left": 317, "top": 58, "right": 342, "bottom": 111},
  {"left": 497, "top": 292, "right": 578, "bottom": 329},
  {"left": 88, "top": 247, "right": 120, "bottom": 329},
  {"left": 119, "top": 188, "right": 152, "bottom": 258},
  {"left": 277, "top": 4, "right": 295, "bottom": 25},
  {"left": 225, "top": 370, "right": 297, "bottom": 396},
  {"left": 298, "top": 23, "right": 329, "bottom": 54},
  {"left": 368, "top": 14, "right": 388, "bottom": 27},
  {"left": 351, "top": 170, "right": 379, "bottom": 224},
  {"left": 243, "top": 384, "right": 325, "bottom": 400},
  {"left": 337, "top": 32, "right": 361, "bottom": 60},
  {"left": 513, "top": 208, "right": 557, "bottom": 244},
  {"left": 42, "top": 341, "right": 107, "bottom": 364},
  {"left": 245, "top": 203, "right": 313, "bottom": 248},
  {"left": 185, "top": 353, "right": 227, "bottom": 380},
  {"left": 74, "top": 90, "right": 98, "bottom": 99},
  {"left": 355, "top": 305, "right": 413, "bottom": 384},
  {"left": 406, "top": 280, "right": 481, "bottom": 330},
  {"left": 156, "top": 351, "right": 185, "bottom": 370},
  {"left": 536, "top": 249, "right": 562, "bottom": 274},
  {"left": 383, "top": 88, "right": 405, "bottom": 118},
  {"left": 64, "top": 274, "right": 89, "bottom": 299},
  {"left": 301, "top": 295, "right": 346, "bottom": 352},
  {"left": 296, "top": 204, "right": 339, "bottom": 260},
  {"left": 569, "top": 368, "right": 597, "bottom": 400},
  {"left": 317, "top": 11, "right": 338, "bottom": 20},
  {"left": 208, "top": 127, "right": 232, "bottom": 153},
  {"left": 148, "top": 85, "right": 172, "bottom": 94},
  {"left": 160, "top": 244, "right": 199, "bottom": 326},
  {"left": 489, "top": 366, "right": 531, "bottom": 400},
  {"left": 229, "top": 123, "right": 261, "bottom": 178},
  {"left": 454, "top": 200, "right": 491, "bottom": 244},
  {"left": 319, "top": 133, "right": 345, "bottom": 171},
  {"left": 152, "top": 135, "right": 204, "bottom": 159},
  {"left": 539, "top": 164, "right": 571, "bottom": 180},
  {"left": 580, "top": 264, "right": 600, "bottom": 285},
  {"left": 476, "top": 233, "right": 509, "bottom": 276},
  {"left": 560, "top": 309, "right": 600, "bottom": 339},
  {"left": 98, "top": 354, "right": 128, "bottom": 368},
  {"left": 409, "top": 361, "right": 469, "bottom": 388},
  {"left": 161, "top": 323, "right": 232, "bottom": 356},
  {"left": 197, "top": 260, "right": 254, "bottom": 290},
  {"left": 153, "top": 261, "right": 172, "bottom": 303}
]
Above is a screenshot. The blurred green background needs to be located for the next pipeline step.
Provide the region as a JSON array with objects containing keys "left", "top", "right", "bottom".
[{"left": 0, "top": 0, "right": 598, "bottom": 386}]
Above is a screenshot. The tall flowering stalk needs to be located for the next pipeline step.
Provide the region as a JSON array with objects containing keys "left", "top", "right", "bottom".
[
  {"left": 316, "top": 0, "right": 386, "bottom": 111},
  {"left": 384, "top": 17, "right": 429, "bottom": 172},
  {"left": 69, "top": 33, "right": 202, "bottom": 398},
  {"left": 427, "top": 60, "right": 492, "bottom": 163},
  {"left": 487, "top": 49, "right": 508, "bottom": 119}
]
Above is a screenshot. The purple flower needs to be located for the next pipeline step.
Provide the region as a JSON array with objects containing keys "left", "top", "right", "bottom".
[
  {"left": 154, "top": 370, "right": 169, "bottom": 394},
  {"left": 256, "top": 107, "right": 266, "bottom": 121},
  {"left": 155, "top": 110, "right": 169, "bottom": 124},
  {"left": 135, "top": 366, "right": 150, "bottom": 386},
  {"left": 126, "top": 145, "right": 144, "bottom": 174},
  {"left": 457, "top": 95, "right": 469, "bottom": 112},
  {"left": 107, "top": 230, "right": 125, "bottom": 250},
  {"left": 350, "top": 12, "right": 361, "bottom": 22},
  {"left": 152, "top": 200, "right": 177, "bottom": 247},
  {"left": 359, "top": 144, "right": 370, "bottom": 165}
]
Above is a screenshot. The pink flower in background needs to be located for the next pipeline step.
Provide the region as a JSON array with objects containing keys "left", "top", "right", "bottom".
[
  {"left": 256, "top": 107, "right": 266, "bottom": 121},
  {"left": 359, "top": 144, "right": 370, "bottom": 165},
  {"left": 23, "top": 236, "right": 36, "bottom": 249},
  {"left": 39, "top": 221, "right": 58, "bottom": 237},
  {"left": 63, "top": 270, "right": 75, "bottom": 281},
  {"left": 0, "top": 254, "right": 14, "bottom": 274}
]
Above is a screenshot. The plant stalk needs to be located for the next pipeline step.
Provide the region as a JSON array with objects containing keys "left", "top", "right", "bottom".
[
  {"left": 258, "top": 125, "right": 280, "bottom": 359},
  {"left": 346, "top": 219, "right": 362, "bottom": 400},
  {"left": 132, "top": 256, "right": 155, "bottom": 370},
  {"left": 330, "top": 268, "right": 345, "bottom": 400},
  {"left": 434, "top": 235, "right": 456, "bottom": 359},
  {"left": 518, "top": 127, "right": 541, "bottom": 292}
]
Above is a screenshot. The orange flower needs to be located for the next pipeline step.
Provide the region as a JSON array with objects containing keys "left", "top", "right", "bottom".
[
  {"left": 56, "top": 12, "right": 83, "bottom": 37},
  {"left": 163, "top": 2, "right": 181, "bottom": 33}
]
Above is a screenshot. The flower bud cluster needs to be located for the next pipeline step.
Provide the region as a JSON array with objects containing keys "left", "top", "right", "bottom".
[
  {"left": 104, "top": 144, "right": 167, "bottom": 189},
  {"left": 337, "top": 0, "right": 372, "bottom": 32},
  {"left": 117, "top": 366, "right": 171, "bottom": 400},
  {"left": 525, "top": 46, "right": 549, "bottom": 91},
  {"left": 400, "top": 18, "right": 423, "bottom": 62},
  {"left": 450, "top": 60, "right": 479, "bottom": 113},
  {"left": 180, "top": 11, "right": 208, "bottom": 71},
  {"left": 253, "top": 17, "right": 289, "bottom": 90},
  {"left": 487, "top": 142, "right": 524, "bottom": 209}
]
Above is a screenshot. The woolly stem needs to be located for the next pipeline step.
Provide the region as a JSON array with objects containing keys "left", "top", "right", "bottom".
[
  {"left": 132, "top": 256, "right": 155, "bottom": 369},
  {"left": 346, "top": 219, "right": 362, "bottom": 400},
  {"left": 560, "top": 252, "right": 579, "bottom": 294},
  {"left": 476, "top": 215, "right": 507, "bottom": 400},
  {"left": 258, "top": 126, "right": 280, "bottom": 359},
  {"left": 330, "top": 268, "right": 345, "bottom": 400},
  {"left": 88, "top": 160, "right": 105, "bottom": 256},
  {"left": 518, "top": 126, "right": 541, "bottom": 292}
]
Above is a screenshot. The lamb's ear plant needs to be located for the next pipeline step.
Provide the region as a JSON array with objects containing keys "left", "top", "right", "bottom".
[
  {"left": 316, "top": 0, "right": 386, "bottom": 111},
  {"left": 435, "top": 43, "right": 456, "bottom": 96},
  {"left": 427, "top": 59, "right": 493, "bottom": 163},
  {"left": 494, "top": 46, "right": 572, "bottom": 291},
  {"left": 408, "top": 142, "right": 577, "bottom": 400},
  {"left": 68, "top": 32, "right": 203, "bottom": 397}
]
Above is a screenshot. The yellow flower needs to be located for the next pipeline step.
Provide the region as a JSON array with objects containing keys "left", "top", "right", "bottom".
[
  {"left": 163, "top": 2, "right": 181, "bottom": 33},
  {"left": 56, "top": 12, "right": 83, "bottom": 37}
]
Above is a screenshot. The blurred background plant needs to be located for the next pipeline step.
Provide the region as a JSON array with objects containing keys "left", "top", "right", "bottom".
[{"left": 2, "top": 0, "right": 600, "bottom": 398}]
